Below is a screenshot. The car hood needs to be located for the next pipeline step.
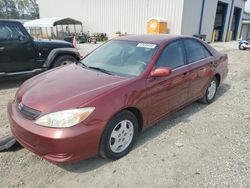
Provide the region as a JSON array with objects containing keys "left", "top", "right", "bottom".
[
  {"left": 17, "top": 64, "right": 130, "bottom": 112},
  {"left": 34, "top": 39, "right": 73, "bottom": 48}
]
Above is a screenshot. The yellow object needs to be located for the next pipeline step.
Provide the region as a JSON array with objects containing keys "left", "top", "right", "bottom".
[
  {"left": 223, "top": 32, "right": 226, "bottom": 42},
  {"left": 147, "top": 17, "right": 167, "bottom": 34},
  {"left": 229, "top": 31, "right": 233, "bottom": 41},
  {"left": 212, "top": 30, "right": 216, "bottom": 43}
]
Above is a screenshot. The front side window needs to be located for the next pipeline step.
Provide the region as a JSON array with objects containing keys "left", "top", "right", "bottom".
[
  {"left": 183, "top": 39, "right": 212, "bottom": 63},
  {"left": 0, "top": 25, "right": 27, "bottom": 41},
  {"left": 0, "top": 26, "right": 11, "bottom": 41},
  {"left": 81, "top": 40, "right": 158, "bottom": 77},
  {"left": 156, "top": 40, "right": 185, "bottom": 69}
]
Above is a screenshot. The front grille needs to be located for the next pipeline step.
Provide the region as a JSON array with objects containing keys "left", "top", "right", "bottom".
[{"left": 16, "top": 99, "right": 41, "bottom": 120}]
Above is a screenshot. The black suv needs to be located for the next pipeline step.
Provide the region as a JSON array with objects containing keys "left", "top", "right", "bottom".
[{"left": 0, "top": 20, "right": 80, "bottom": 77}]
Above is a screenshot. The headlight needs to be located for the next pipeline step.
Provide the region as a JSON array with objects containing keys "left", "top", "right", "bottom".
[{"left": 35, "top": 107, "right": 95, "bottom": 128}]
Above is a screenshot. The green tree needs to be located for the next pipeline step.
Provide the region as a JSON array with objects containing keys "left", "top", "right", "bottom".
[
  {"left": 29, "top": 0, "right": 39, "bottom": 19},
  {"left": 0, "top": 0, "right": 39, "bottom": 19},
  {"left": 0, "top": 0, "right": 19, "bottom": 19}
]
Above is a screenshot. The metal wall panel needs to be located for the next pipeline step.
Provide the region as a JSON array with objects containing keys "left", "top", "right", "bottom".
[
  {"left": 241, "top": 24, "right": 250, "bottom": 39},
  {"left": 181, "top": 0, "right": 203, "bottom": 36},
  {"left": 181, "top": 0, "right": 221, "bottom": 42},
  {"left": 181, "top": 0, "right": 246, "bottom": 42},
  {"left": 39, "top": 0, "right": 184, "bottom": 36}
]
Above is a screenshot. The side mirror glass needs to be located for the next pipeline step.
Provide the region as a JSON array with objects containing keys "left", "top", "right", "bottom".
[
  {"left": 150, "top": 67, "right": 172, "bottom": 77},
  {"left": 18, "top": 35, "right": 30, "bottom": 42}
]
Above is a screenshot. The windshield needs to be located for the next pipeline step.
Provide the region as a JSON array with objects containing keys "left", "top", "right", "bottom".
[{"left": 81, "top": 40, "right": 158, "bottom": 77}]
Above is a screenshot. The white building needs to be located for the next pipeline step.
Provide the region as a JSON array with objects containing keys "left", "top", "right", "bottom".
[
  {"left": 39, "top": 0, "right": 247, "bottom": 42},
  {"left": 241, "top": 11, "right": 250, "bottom": 39}
]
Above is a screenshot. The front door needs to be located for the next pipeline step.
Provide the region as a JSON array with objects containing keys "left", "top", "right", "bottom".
[
  {"left": 0, "top": 22, "right": 37, "bottom": 73},
  {"left": 145, "top": 40, "right": 190, "bottom": 127}
]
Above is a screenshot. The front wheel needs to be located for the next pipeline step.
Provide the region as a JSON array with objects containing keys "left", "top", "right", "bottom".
[
  {"left": 100, "top": 110, "right": 138, "bottom": 160},
  {"left": 52, "top": 55, "right": 76, "bottom": 68},
  {"left": 200, "top": 77, "right": 218, "bottom": 104}
]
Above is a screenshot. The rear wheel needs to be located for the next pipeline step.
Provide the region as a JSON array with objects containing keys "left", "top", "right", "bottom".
[
  {"left": 100, "top": 110, "right": 138, "bottom": 160},
  {"left": 52, "top": 55, "right": 76, "bottom": 68},
  {"left": 200, "top": 77, "right": 218, "bottom": 104}
]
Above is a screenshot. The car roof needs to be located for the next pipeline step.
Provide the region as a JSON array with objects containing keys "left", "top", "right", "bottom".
[
  {"left": 113, "top": 34, "right": 183, "bottom": 44},
  {"left": 112, "top": 34, "right": 220, "bottom": 57},
  {"left": 0, "top": 19, "right": 22, "bottom": 24}
]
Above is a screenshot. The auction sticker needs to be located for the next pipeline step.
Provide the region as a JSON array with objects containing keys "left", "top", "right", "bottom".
[{"left": 137, "top": 43, "right": 157, "bottom": 49}]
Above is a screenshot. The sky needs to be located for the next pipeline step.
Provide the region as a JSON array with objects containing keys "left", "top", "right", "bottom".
[{"left": 246, "top": 0, "right": 250, "bottom": 13}]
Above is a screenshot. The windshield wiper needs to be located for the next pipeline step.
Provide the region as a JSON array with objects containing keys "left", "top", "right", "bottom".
[
  {"left": 87, "top": 66, "right": 113, "bottom": 75},
  {"left": 79, "top": 62, "right": 88, "bottom": 68}
]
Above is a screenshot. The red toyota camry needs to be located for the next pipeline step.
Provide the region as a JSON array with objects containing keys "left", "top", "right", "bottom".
[{"left": 8, "top": 35, "right": 228, "bottom": 163}]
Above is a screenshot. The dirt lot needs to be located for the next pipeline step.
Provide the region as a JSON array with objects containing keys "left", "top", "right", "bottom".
[{"left": 0, "top": 42, "right": 249, "bottom": 188}]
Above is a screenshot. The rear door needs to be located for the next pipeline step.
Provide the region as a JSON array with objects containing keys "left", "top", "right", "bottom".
[
  {"left": 145, "top": 40, "right": 190, "bottom": 127},
  {"left": 0, "top": 22, "right": 37, "bottom": 73},
  {"left": 182, "top": 39, "right": 214, "bottom": 100}
]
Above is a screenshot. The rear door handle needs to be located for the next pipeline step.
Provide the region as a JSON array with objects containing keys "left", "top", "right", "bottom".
[
  {"left": 199, "top": 67, "right": 206, "bottom": 71},
  {"left": 182, "top": 72, "right": 189, "bottom": 80}
]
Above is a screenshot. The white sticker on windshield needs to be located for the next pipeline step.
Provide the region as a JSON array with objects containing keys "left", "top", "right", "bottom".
[{"left": 137, "top": 43, "right": 157, "bottom": 49}]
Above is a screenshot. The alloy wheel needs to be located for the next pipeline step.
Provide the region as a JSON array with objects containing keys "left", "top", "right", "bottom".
[
  {"left": 207, "top": 80, "right": 217, "bottom": 100},
  {"left": 109, "top": 120, "right": 134, "bottom": 153}
]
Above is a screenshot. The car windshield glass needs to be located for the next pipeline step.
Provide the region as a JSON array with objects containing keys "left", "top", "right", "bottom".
[{"left": 81, "top": 40, "right": 158, "bottom": 77}]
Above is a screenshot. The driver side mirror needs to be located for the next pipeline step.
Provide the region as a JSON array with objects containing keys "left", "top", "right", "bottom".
[
  {"left": 18, "top": 35, "right": 30, "bottom": 42},
  {"left": 150, "top": 67, "right": 172, "bottom": 77}
]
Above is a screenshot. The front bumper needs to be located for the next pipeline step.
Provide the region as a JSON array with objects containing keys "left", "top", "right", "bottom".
[{"left": 8, "top": 100, "right": 103, "bottom": 163}]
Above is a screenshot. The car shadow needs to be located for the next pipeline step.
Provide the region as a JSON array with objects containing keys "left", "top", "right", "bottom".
[
  {"left": 5, "top": 142, "right": 23, "bottom": 152},
  {"left": 135, "top": 83, "right": 231, "bottom": 147},
  {"left": 0, "top": 75, "right": 32, "bottom": 90},
  {"left": 58, "top": 83, "right": 231, "bottom": 173},
  {"left": 59, "top": 157, "right": 108, "bottom": 173}
]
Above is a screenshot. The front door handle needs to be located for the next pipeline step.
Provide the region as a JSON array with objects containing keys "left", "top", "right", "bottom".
[{"left": 199, "top": 67, "right": 206, "bottom": 71}]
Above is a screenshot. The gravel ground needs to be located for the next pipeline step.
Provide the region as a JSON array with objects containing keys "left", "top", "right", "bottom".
[{"left": 0, "top": 41, "right": 249, "bottom": 188}]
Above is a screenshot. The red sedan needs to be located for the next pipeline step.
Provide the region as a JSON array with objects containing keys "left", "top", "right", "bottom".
[{"left": 8, "top": 35, "right": 228, "bottom": 163}]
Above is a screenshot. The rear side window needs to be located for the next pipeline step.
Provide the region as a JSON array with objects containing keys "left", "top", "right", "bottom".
[
  {"left": 183, "top": 39, "right": 211, "bottom": 63},
  {"left": 156, "top": 40, "right": 185, "bottom": 69}
]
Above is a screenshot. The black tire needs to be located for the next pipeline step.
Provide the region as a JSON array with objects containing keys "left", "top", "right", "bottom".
[
  {"left": 200, "top": 77, "right": 218, "bottom": 104},
  {"left": 52, "top": 55, "right": 76, "bottom": 68},
  {"left": 100, "top": 110, "right": 138, "bottom": 160},
  {"left": 239, "top": 44, "right": 246, "bottom": 50}
]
